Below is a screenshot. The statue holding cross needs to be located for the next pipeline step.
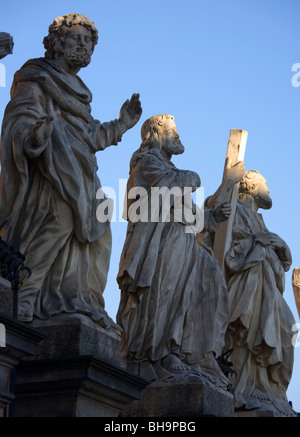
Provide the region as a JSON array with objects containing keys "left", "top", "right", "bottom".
[
  {"left": 197, "top": 129, "right": 247, "bottom": 274},
  {"left": 201, "top": 130, "right": 296, "bottom": 415},
  {"left": 197, "top": 129, "right": 246, "bottom": 275}
]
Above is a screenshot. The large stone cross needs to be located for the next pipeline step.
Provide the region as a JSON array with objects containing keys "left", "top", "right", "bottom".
[
  {"left": 213, "top": 129, "right": 248, "bottom": 274},
  {"left": 293, "top": 268, "right": 300, "bottom": 319}
]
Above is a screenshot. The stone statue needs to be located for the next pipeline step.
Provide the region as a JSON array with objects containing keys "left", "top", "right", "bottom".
[
  {"left": 222, "top": 170, "right": 296, "bottom": 415},
  {"left": 0, "top": 14, "right": 142, "bottom": 327},
  {"left": 0, "top": 32, "right": 13, "bottom": 59},
  {"left": 117, "top": 114, "right": 234, "bottom": 389}
]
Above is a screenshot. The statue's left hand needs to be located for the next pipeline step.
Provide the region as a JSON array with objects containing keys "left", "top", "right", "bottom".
[
  {"left": 119, "top": 93, "right": 142, "bottom": 130},
  {"left": 213, "top": 202, "right": 232, "bottom": 223}
]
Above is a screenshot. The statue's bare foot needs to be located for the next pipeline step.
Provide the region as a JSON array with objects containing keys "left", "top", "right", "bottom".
[
  {"left": 199, "top": 352, "right": 230, "bottom": 389},
  {"left": 161, "top": 354, "right": 191, "bottom": 373}
]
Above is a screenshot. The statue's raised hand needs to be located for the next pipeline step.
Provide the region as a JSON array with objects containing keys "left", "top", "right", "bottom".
[
  {"left": 33, "top": 114, "right": 53, "bottom": 146},
  {"left": 119, "top": 93, "right": 142, "bottom": 130},
  {"left": 224, "top": 157, "right": 245, "bottom": 185}
]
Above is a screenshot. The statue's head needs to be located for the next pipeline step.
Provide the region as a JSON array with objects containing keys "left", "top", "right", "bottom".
[
  {"left": 140, "top": 114, "right": 184, "bottom": 156},
  {"left": 43, "top": 13, "right": 98, "bottom": 68},
  {"left": 239, "top": 170, "right": 272, "bottom": 210}
]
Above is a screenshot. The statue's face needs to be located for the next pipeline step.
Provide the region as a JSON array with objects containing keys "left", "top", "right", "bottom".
[
  {"left": 161, "top": 118, "right": 185, "bottom": 155},
  {"left": 63, "top": 25, "right": 93, "bottom": 53},
  {"left": 61, "top": 25, "right": 93, "bottom": 67},
  {"left": 254, "top": 176, "right": 272, "bottom": 210}
]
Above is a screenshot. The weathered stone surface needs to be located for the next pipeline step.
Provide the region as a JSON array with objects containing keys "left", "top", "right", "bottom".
[
  {"left": 0, "top": 275, "right": 148, "bottom": 417},
  {"left": 0, "top": 312, "right": 45, "bottom": 416},
  {"left": 14, "top": 355, "right": 148, "bottom": 417},
  {"left": 0, "top": 275, "right": 149, "bottom": 417},
  {"left": 0, "top": 314, "right": 46, "bottom": 358},
  {"left": 216, "top": 171, "right": 296, "bottom": 416},
  {"left": 236, "top": 409, "right": 296, "bottom": 418},
  {"left": 0, "top": 32, "right": 13, "bottom": 59},
  {"left": 0, "top": 354, "right": 16, "bottom": 417},
  {"left": 28, "top": 314, "right": 121, "bottom": 364},
  {"left": 120, "top": 376, "right": 235, "bottom": 417},
  {"left": 0, "top": 13, "right": 141, "bottom": 328},
  {"left": 117, "top": 114, "right": 232, "bottom": 390},
  {"left": 0, "top": 277, "right": 12, "bottom": 318}
]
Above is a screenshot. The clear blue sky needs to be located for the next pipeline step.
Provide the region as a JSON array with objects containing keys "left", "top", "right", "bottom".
[{"left": 1, "top": 0, "right": 300, "bottom": 413}]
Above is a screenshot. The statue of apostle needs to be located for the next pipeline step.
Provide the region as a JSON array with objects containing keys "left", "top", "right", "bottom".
[
  {"left": 117, "top": 114, "right": 234, "bottom": 389},
  {"left": 0, "top": 14, "right": 142, "bottom": 327},
  {"left": 223, "top": 170, "right": 296, "bottom": 415}
]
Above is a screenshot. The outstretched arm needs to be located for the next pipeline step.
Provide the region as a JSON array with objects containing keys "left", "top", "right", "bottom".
[{"left": 93, "top": 93, "right": 142, "bottom": 150}]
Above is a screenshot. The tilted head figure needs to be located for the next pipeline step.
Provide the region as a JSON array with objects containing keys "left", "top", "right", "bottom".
[
  {"left": 43, "top": 13, "right": 98, "bottom": 69},
  {"left": 238, "top": 170, "right": 272, "bottom": 210},
  {"left": 140, "top": 114, "right": 185, "bottom": 157}
]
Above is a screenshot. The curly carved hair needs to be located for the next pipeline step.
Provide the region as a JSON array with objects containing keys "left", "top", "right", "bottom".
[
  {"left": 43, "top": 13, "right": 98, "bottom": 59},
  {"left": 238, "top": 170, "right": 263, "bottom": 196}
]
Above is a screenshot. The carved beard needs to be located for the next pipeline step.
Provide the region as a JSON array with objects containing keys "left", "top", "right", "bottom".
[
  {"left": 164, "top": 141, "right": 185, "bottom": 155},
  {"left": 255, "top": 193, "right": 272, "bottom": 210},
  {"left": 63, "top": 48, "right": 92, "bottom": 68}
]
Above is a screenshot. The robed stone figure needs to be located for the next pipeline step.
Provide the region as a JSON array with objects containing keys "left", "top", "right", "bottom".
[
  {"left": 222, "top": 171, "right": 296, "bottom": 415},
  {"left": 117, "top": 114, "right": 234, "bottom": 389},
  {"left": 0, "top": 14, "right": 142, "bottom": 325}
]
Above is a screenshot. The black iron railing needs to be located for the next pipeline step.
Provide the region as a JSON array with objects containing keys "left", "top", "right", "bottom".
[{"left": 0, "top": 222, "right": 31, "bottom": 319}]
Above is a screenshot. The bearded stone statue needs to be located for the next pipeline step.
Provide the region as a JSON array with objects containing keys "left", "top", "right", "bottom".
[
  {"left": 117, "top": 114, "right": 234, "bottom": 390},
  {"left": 0, "top": 14, "right": 142, "bottom": 328},
  {"left": 223, "top": 171, "right": 296, "bottom": 416}
]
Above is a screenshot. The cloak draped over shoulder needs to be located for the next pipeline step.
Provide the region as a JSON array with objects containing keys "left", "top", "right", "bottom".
[
  {"left": 0, "top": 57, "right": 123, "bottom": 325},
  {"left": 117, "top": 147, "right": 230, "bottom": 381},
  {"left": 0, "top": 57, "right": 123, "bottom": 243},
  {"left": 224, "top": 201, "right": 295, "bottom": 414}
]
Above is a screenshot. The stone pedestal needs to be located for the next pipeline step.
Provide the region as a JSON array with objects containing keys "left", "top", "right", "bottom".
[
  {"left": 0, "top": 278, "right": 148, "bottom": 417},
  {"left": 0, "top": 275, "right": 235, "bottom": 418},
  {"left": 0, "top": 354, "right": 16, "bottom": 417},
  {"left": 235, "top": 404, "right": 298, "bottom": 418},
  {"left": 236, "top": 410, "right": 287, "bottom": 418},
  {"left": 28, "top": 314, "right": 122, "bottom": 363},
  {"left": 0, "top": 276, "right": 44, "bottom": 417},
  {"left": 12, "top": 315, "right": 148, "bottom": 417},
  {"left": 120, "top": 376, "right": 235, "bottom": 417},
  {"left": 14, "top": 355, "right": 148, "bottom": 417},
  {"left": 0, "top": 312, "right": 46, "bottom": 417}
]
